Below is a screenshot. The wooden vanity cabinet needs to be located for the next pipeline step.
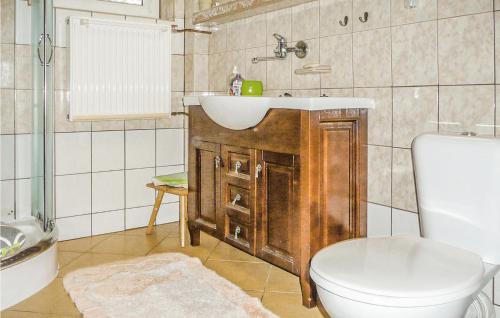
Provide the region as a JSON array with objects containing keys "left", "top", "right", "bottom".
[{"left": 188, "top": 106, "right": 368, "bottom": 308}]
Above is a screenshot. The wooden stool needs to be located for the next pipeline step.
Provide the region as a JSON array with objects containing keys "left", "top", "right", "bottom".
[{"left": 146, "top": 183, "right": 188, "bottom": 247}]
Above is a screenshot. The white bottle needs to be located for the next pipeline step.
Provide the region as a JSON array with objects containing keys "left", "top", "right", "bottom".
[{"left": 229, "top": 66, "right": 243, "bottom": 96}]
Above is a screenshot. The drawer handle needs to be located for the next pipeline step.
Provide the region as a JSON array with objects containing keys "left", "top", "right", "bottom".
[
  {"left": 234, "top": 161, "right": 242, "bottom": 174},
  {"left": 231, "top": 194, "right": 241, "bottom": 206},
  {"left": 235, "top": 226, "right": 241, "bottom": 240},
  {"left": 255, "top": 164, "right": 262, "bottom": 178},
  {"left": 215, "top": 156, "right": 221, "bottom": 168}
]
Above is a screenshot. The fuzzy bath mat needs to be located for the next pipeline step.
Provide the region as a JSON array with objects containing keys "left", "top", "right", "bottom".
[{"left": 63, "top": 253, "right": 277, "bottom": 318}]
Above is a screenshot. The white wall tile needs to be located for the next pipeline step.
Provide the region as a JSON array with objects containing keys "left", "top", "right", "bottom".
[
  {"left": 156, "top": 129, "right": 184, "bottom": 166},
  {"left": 1, "top": 135, "right": 14, "bottom": 180},
  {"left": 392, "top": 209, "right": 420, "bottom": 236},
  {"left": 125, "top": 206, "right": 152, "bottom": 229},
  {"left": 125, "top": 168, "right": 155, "bottom": 208},
  {"left": 156, "top": 202, "right": 180, "bottom": 224},
  {"left": 367, "top": 203, "right": 391, "bottom": 237},
  {"left": 1, "top": 180, "right": 15, "bottom": 222},
  {"left": 15, "top": 134, "right": 31, "bottom": 179},
  {"left": 15, "top": 178, "right": 31, "bottom": 219},
  {"left": 125, "top": 130, "right": 155, "bottom": 169},
  {"left": 15, "top": 0, "right": 31, "bottom": 45},
  {"left": 92, "top": 131, "right": 125, "bottom": 172},
  {"left": 92, "top": 210, "right": 125, "bottom": 235},
  {"left": 56, "top": 214, "right": 91, "bottom": 240},
  {"left": 495, "top": 273, "right": 499, "bottom": 305},
  {"left": 55, "top": 173, "right": 91, "bottom": 218},
  {"left": 55, "top": 132, "right": 91, "bottom": 175},
  {"left": 55, "top": 8, "right": 91, "bottom": 48},
  {"left": 92, "top": 171, "right": 125, "bottom": 213}
]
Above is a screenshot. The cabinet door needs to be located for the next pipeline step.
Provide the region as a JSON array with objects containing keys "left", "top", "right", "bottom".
[
  {"left": 190, "top": 141, "right": 223, "bottom": 237},
  {"left": 221, "top": 145, "right": 256, "bottom": 254},
  {"left": 256, "top": 151, "right": 300, "bottom": 274}
]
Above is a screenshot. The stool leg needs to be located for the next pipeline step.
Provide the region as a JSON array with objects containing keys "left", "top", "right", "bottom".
[
  {"left": 146, "top": 191, "right": 165, "bottom": 235},
  {"left": 179, "top": 195, "right": 186, "bottom": 247}
]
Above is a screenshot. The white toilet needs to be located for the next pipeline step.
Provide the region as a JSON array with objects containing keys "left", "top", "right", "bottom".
[{"left": 310, "top": 134, "right": 500, "bottom": 318}]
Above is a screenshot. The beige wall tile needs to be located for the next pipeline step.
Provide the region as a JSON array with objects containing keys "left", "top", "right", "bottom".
[
  {"left": 226, "top": 20, "right": 246, "bottom": 51},
  {"left": 226, "top": 49, "right": 247, "bottom": 79},
  {"left": 319, "top": 0, "right": 352, "bottom": 37},
  {"left": 368, "top": 145, "right": 392, "bottom": 206},
  {"left": 291, "top": 89, "right": 320, "bottom": 96},
  {"left": 14, "top": 89, "right": 32, "bottom": 134},
  {"left": 267, "top": 8, "right": 292, "bottom": 45},
  {"left": 1, "top": 89, "right": 14, "bottom": 134},
  {"left": 438, "top": 0, "right": 493, "bottom": 19},
  {"left": 125, "top": 119, "right": 155, "bottom": 130},
  {"left": 392, "top": 148, "right": 417, "bottom": 213},
  {"left": 185, "top": 33, "right": 209, "bottom": 55},
  {"left": 355, "top": 87, "right": 392, "bottom": 146},
  {"left": 245, "top": 47, "right": 267, "bottom": 87},
  {"left": 438, "top": 13, "right": 494, "bottom": 85},
  {"left": 1, "top": 44, "right": 15, "bottom": 88},
  {"left": 1, "top": 0, "right": 15, "bottom": 44},
  {"left": 439, "top": 85, "right": 495, "bottom": 136},
  {"left": 192, "top": 54, "right": 209, "bottom": 92},
  {"left": 245, "top": 15, "right": 267, "bottom": 49},
  {"left": 392, "top": 21, "right": 437, "bottom": 86},
  {"left": 171, "top": 55, "right": 185, "bottom": 92},
  {"left": 320, "top": 34, "right": 353, "bottom": 88},
  {"left": 353, "top": 28, "right": 392, "bottom": 87},
  {"left": 496, "top": 12, "right": 500, "bottom": 84},
  {"left": 54, "top": 90, "right": 91, "bottom": 132},
  {"left": 497, "top": 86, "right": 500, "bottom": 137},
  {"left": 14, "top": 45, "right": 32, "bottom": 90},
  {"left": 292, "top": 39, "right": 320, "bottom": 89},
  {"left": 353, "top": 0, "right": 391, "bottom": 32},
  {"left": 266, "top": 45, "right": 292, "bottom": 90},
  {"left": 156, "top": 92, "right": 185, "bottom": 129},
  {"left": 208, "top": 52, "right": 227, "bottom": 92},
  {"left": 54, "top": 47, "right": 69, "bottom": 90},
  {"left": 291, "top": 1, "right": 320, "bottom": 41},
  {"left": 208, "top": 24, "right": 227, "bottom": 54},
  {"left": 91, "top": 120, "right": 125, "bottom": 131},
  {"left": 393, "top": 86, "right": 438, "bottom": 148},
  {"left": 321, "top": 88, "right": 353, "bottom": 97},
  {"left": 390, "top": 0, "right": 437, "bottom": 26},
  {"left": 496, "top": 0, "right": 500, "bottom": 11}
]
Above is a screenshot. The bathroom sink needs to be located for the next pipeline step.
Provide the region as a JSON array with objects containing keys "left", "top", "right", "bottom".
[{"left": 183, "top": 95, "right": 375, "bottom": 130}]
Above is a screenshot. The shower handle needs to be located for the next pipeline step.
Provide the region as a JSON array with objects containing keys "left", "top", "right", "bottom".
[{"left": 37, "top": 33, "right": 54, "bottom": 66}]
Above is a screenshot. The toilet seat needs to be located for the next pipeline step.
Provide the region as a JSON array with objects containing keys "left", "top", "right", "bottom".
[{"left": 310, "top": 236, "right": 485, "bottom": 307}]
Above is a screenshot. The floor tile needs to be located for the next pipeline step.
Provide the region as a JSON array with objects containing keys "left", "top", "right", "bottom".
[
  {"left": 262, "top": 292, "right": 326, "bottom": 318},
  {"left": 6, "top": 279, "right": 79, "bottom": 316},
  {"left": 58, "top": 253, "right": 135, "bottom": 277},
  {"left": 1, "top": 312, "right": 79, "bottom": 317},
  {"left": 245, "top": 290, "right": 264, "bottom": 300},
  {"left": 89, "top": 234, "right": 163, "bottom": 256},
  {"left": 112, "top": 225, "right": 170, "bottom": 239},
  {"left": 148, "top": 233, "right": 219, "bottom": 262},
  {"left": 57, "top": 234, "right": 111, "bottom": 253},
  {"left": 57, "top": 251, "right": 82, "bottom": 268},
  {"left": 204, "top": 260, "right": 271, "bottom": 291},
  {"left": 266, "top": 265, "right": 302, "bottom": 293},
  {"left": 208, "top": 241, "right": 265, "bottom": 263}
]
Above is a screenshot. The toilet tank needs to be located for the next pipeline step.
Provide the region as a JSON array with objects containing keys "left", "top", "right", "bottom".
[{"left": 412, "top": 134, "right": 500, "bottom": 265}]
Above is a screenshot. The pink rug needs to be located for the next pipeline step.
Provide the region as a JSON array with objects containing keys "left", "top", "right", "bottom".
[{"left": 63, "top": 253, "right": 277, "bottom": 318}]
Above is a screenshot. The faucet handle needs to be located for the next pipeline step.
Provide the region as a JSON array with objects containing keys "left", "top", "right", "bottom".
[{"left": 273, "top": 33, "right": 286, "bottom": 43}]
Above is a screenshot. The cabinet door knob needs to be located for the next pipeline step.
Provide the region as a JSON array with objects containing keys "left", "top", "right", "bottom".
[
  {"left": 231, "top": 194, "right": 242, "bottom": 206},
  {"left": 255, "top": 164, "right": 263, "bottom": 178},
  {"left": 214, "top": 156, "right": 221, "bottom": 168},
  {"left": 235, "top": 226, "right": 241, "bottom": 240},
  {"left": 234, "top": 161, "right": 242, "bottom": 174}
]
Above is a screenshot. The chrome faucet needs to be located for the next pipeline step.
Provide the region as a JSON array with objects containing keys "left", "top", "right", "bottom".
[{"left": 252, "top": 34, "right": 308, "bottom": 64}]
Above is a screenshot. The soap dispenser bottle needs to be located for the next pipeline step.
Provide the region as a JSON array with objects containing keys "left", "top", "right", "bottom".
[{"left": 229, "top": 66, "right": 243, "bottom": 96}]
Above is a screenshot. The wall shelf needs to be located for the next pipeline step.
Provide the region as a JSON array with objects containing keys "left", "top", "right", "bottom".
[{"left": 193, "top": 0, "right": 314, "bottom": 25}]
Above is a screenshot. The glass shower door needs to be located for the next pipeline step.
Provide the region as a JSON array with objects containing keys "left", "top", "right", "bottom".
[{"left": 31, "top": 0, "right": 54, "bottom": 232}]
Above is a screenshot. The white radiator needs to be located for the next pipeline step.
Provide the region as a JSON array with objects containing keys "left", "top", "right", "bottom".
[{"left": 68, "top": 17, "right": 171, "bottom": 121}]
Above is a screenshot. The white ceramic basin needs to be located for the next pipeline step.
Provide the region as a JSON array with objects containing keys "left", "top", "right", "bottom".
[{"left": 183, "top": 95, "right": 375, "bottom": 130}]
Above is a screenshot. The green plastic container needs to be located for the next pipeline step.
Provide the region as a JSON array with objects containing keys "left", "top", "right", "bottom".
[{"left": 241, "top": 80, "right": 263, "bottom": 96}]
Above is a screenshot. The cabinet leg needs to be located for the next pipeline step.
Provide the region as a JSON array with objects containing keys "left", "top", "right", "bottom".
[
  {"left": 189, "top": 226, "right": 200, "bottom": 246},
  {"left": 300, "top": 273, "right": 316, "bottom": 308}
]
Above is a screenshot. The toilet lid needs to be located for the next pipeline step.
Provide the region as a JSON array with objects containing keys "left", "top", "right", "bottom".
[{"left": 310, "top": 236, "right": 485, "bottom": 307}]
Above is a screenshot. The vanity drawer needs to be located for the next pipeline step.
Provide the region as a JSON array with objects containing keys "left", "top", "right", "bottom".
[
  {"left": 225, "top": 216, "right": 254, "bottom": 254},
  {"left": 223, "top": 146, "right": 252, "bottom": 182},
  {"left": 225, "top": 184, "right": 251, "bottom": 222}
]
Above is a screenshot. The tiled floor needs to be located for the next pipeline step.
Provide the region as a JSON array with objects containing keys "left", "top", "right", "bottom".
[{"left": 2, "top": 222, "right": 326, "bottom": 318}]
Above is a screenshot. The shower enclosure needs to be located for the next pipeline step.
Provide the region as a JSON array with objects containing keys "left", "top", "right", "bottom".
[{"left": 0, "top": 0, "right": 58, "bottom": 310}]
